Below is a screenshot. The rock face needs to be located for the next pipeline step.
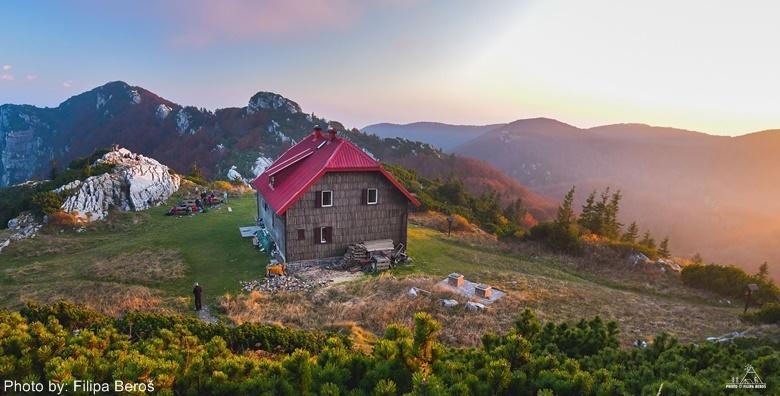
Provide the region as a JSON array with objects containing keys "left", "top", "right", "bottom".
[
  {"left": 247, "top": 92, "right": 302, "bottom": 115},
  {"left": 57, "top": 147, "right": 180, "bottom": 221}
]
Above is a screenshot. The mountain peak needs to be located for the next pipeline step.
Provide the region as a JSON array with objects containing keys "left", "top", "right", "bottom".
[{"left": 247, "top": 91, "right": 302, "bottom": 115}]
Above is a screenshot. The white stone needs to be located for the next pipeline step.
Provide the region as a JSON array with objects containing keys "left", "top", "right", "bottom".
[
  {"left": 252, "top": 156, "right": 273, "bottom": 177},
  {"left": 58, "top": 147, "right": 180, "bottom": 221},
  {"left": 440, "top": 299, "right": 458, "bottom": 308},
  {"left": 129, "top": 89, "right": 142, "bottom": 104},
  {"left": 156, "top": 104, "right": 172, "bottom": 120},
  {"left": 227, "top": 165, "right": 244, "bottom": 182},
  {"left": 176, "top": 109, "right": 192, "bottom": 134},
  {"left": 465, "top": 301, "right": 486, "bottom": 312}
]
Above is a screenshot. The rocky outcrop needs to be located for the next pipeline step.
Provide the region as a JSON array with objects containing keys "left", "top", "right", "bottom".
[
  {"left": 56, "top": 147, "right": 180, "bottom": 221},
  {"left": 6, "top": 212, "right": 42, "bottom": 240},
  {"left": 247, "top": 92, "right": 302, "bottom": 115}
]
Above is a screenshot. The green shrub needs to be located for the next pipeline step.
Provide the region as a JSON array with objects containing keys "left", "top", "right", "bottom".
[
  {"left": 741, "top": 303, "right": 780, "bottom": 324},
  {"left": 604, "top": 240, "right": 659, "bottom": 260},
  {"left": 1, "top": 303, "right": 779, "bottom": 395},
  {"left": 30, "top": 191, "right": 63, "bottom": 215},
  {"left": 526, "top": 222, "right": 582, "bottom": 254},
  {"left": 681, "top": 263, "right": 779, "bottom": 303}
]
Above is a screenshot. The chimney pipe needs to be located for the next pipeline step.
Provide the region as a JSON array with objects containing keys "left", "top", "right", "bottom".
[
  {"left": 313, "top": 125, "right": 323, "bottom": 139},
  {"left": 327, "top": 128, "right": 337, "bottom": 141}
]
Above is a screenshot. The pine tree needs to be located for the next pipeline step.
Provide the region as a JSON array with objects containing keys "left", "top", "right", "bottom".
[
  {"left": 622, "top": 221, "right": 639, "bottom": 243},
  {"left": 640, "top": 231, "right": 656, "bottom": 250},
  {"left": 658, "top": 237, "right": 671, "bottom": 258},
  {"left": 190, "top": 162, "right": 203, "bottom": 178},
  {"left": 555, "top": 186, "right": 576, "bottom": 227},
  {"left": 578, "top": 191, "right": 598, "bottom": 233},
  {"left": 604, "top": 190, "right": 623, "bottom": 239},
  {"left": 504, "top": 198, "right": 527, "bottom": 225},
  {"left": 757, "top": 262, "right": 770, "bottom": 282},
  {"left": 691, "top": 252, "right": 703, "bottom": 264}
]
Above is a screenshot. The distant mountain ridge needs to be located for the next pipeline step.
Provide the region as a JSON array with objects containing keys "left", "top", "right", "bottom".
[
  {"left": 378, "top": 117, "right": 780, "bottom": 277},
  {"left": 362, "top": 122, "right": 503, "bottom": 151},
  {"left": 0, "top": 82, "right": 556, "bottom": 223}
]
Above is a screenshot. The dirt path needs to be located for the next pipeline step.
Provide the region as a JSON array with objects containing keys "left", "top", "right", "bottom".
[{"left": 197, "top": 305, "right": 219, "bottom": 324}]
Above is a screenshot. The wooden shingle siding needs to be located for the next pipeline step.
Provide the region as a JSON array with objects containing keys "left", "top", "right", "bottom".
[{"left": 283, "top": 171, "right": 409, "bottom": 262}]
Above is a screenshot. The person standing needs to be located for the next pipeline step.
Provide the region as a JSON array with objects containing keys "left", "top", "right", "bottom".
[
  {"left": 193, "top": 282, "right": 203, "bottom": 311},
  {"left": 223, "top": 191, "right": 228, "bottom": 203}
]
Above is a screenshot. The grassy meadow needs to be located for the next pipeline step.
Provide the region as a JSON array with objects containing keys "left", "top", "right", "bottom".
[
  {"left": 0, "top": 196, "right": 747, "bottom": 346},
  {"left": 0, "top": 193, "right": 267, "bottom": 314}
]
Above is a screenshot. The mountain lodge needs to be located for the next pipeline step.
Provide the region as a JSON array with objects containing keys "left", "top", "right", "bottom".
[{"left": 251, "top": 127, "right": 420, "bottom": 263}]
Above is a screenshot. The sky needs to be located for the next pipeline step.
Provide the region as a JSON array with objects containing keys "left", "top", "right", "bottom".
[{"left": 1, "top": 0, "right": 779, "bottom": 135}]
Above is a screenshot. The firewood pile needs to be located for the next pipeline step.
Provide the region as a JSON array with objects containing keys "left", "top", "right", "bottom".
[
  {"left": 338, "top": 239, "right": 399, "bottom": 272},
  {"left": 341, "top": 244, "right": 371, "bottom": 266}
]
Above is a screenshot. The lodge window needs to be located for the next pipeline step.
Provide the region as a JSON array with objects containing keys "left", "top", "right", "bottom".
[
  {"left": 367, "top": 188, "right": 378, "bottom": 205},
  {"left": 297, "top": 229, "right": 305, "bottom": 240},
  {"left": 316, "top": 190, "right": 333, "bottom": 208},
  {"left": 315, "top": 226, "right": 332, "bottom": 244}
]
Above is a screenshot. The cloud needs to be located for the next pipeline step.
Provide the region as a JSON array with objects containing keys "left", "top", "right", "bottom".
[
  {"left": 165, "top": 0, "right": 356, "bottom": 47},
  {"left": 156, "top": 0, "right": 418, "bottom": 48},
  {"left": 62, "top": 80, "right": 73, "bottom": 88},
  {"left": 2, "top": 64, "right": 11, "bottom": 71},
  {"left": 0, "top": 74, "right": 13, "bottom": 81},
  {"left": 26, "top": 74, "right": 37, "bottom": 81}
]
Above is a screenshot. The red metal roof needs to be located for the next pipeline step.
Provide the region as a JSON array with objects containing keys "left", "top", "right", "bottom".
[{"left": 252, "top": 132, "right": 421, "bottom": 215}]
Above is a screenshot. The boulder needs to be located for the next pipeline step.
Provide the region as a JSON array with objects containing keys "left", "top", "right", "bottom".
[
  {"left": 627, "top": 252, "right": 651, "bottom": 267},
  {"left": 440, "top": 299, "right": 458, "bottom": 308},
  {"left": 655, "top": 258, "right": 682, "bottom": 272},
  {"left": 465, "top": 301, "right": 486, "bottom": 312},
  {"left": 227, "top": 165, "right": 244, "bottom": 182},
  {"left": 57, "top": 147, "right": 180, "bottom": 221}
]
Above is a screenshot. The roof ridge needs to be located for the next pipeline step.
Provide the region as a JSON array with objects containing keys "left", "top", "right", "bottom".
[{"left": 323, "top": 138, "right": 346, "bottom": 169}]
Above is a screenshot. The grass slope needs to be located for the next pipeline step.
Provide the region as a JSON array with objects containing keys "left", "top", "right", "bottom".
[
  {"left": 0, "top": 193, "right": 267, "bottom": 314},
  {"left": 0, "top": 197, "right": 745, "bottom": 346}
]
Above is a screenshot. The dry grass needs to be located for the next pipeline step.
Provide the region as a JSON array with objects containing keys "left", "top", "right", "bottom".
[
  {"left": 84, "top": 250, "right": 187, "bottom": 283},
  {"left": 410, "top": 211, "right": 492, "bottom": 237},
  {"left": 221, "top": 273, "right": 743, "bottom": 347},
  {"left": 14, "top": 280, "right": 164, "bottom": 316}
]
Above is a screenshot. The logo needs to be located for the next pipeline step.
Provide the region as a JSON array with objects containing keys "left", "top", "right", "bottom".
[{"left": 725, "top": 364, "right": 766, "bottom": 390}]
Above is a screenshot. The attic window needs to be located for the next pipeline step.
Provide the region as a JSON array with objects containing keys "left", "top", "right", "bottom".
[
  {"left": 367, "top": 188, "right": 378, "bottom": 205},
  {"left": 321, "top": 190, "right": 333, "bottom": 207}
]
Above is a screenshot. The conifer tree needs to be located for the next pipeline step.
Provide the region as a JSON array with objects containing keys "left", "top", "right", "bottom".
[
  {"left": 604, "top": 190, "right": 623, "bottom": 239},
  {"left": 504, "top": 198, "right": 527, "bottom": 225},
  {"left": 757, "top": 262, "right": 770, "bottom": 282},
  {"left": 555, "top": 187, "right": 576, "bottom": 227},
  {"left": 640, "top": 231, "right": 656, "bottom": 250},
  {"left": 622, "top": 221, "right": 639, "bottom": 243},
  {"left": 658, "top": 237, "right": 671, "bottom": 258},
  {"left": 578, "top": 191, "right": 598, "bottom": 233}
]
